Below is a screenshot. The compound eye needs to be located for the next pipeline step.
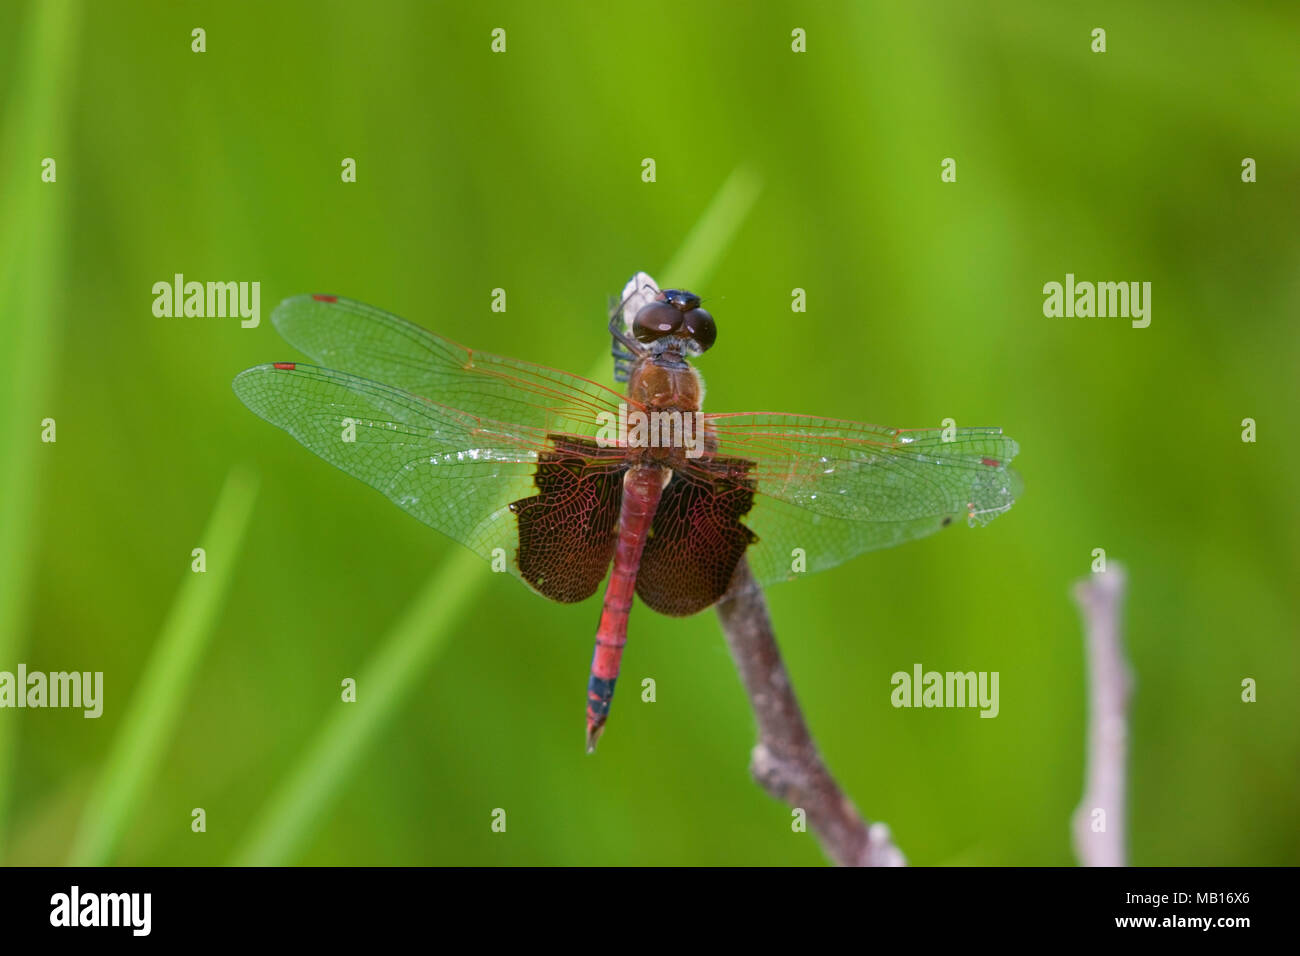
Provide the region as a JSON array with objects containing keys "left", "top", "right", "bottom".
[
  {"left": 682, "top": 308, "right": 716, "bottom": 351},
  {"left": 633, "top": 302, "right": 683, "bottom": 343},
  {"left": 661, "top": 289, "right": 702, "bottom": 312}
]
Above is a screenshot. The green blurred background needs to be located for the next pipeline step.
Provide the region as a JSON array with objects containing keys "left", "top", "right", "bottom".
[{"left": 1, "top": 0, "right": 1296, "bottom": 866}]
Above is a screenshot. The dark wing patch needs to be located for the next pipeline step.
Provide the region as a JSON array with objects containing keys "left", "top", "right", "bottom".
[
  {"left": 635, "top": 457, "right": 757, "bottom": 617},
  {"left": 510, "top": 436, "right": 626, "bottom": 602}
]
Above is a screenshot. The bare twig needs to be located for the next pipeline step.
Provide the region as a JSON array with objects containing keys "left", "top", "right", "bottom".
[
  {"left": 1071, "top": 564, "right": 1132, "bottom": 867},
  {"left": 715, "top": 559, "right": 905, "bottom": 866}
]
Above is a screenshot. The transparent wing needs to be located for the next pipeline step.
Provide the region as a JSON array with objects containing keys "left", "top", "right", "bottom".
[
  {"left": 269, "top": 294, "right": 626, "bottom": 439},
  {"left": 693, "top": 413, "right": 1022, "bottom": 588},
  {"left": 232, "top": 362, "right": 622, "bottom": 594}
]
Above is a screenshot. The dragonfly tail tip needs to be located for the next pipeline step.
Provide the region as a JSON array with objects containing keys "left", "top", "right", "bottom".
[{"left": 585, "top": 719, "right": 605, "bottom": 754}]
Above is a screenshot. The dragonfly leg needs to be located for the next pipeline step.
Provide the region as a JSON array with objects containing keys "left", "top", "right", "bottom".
[
  {"left": 608, "top": 293, "right": 644, "bottom": 383},
  {"left": 611, "top": 341, "right": 636, "bottom": 383}
]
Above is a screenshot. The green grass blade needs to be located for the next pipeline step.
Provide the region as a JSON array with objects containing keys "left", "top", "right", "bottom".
[
  {"left": 0, "top": 0, "right": 80, "bottom": 862},
  {"left": 657, "top": 165, "right": 762, "bottom": 290},
  {"left": 67, "top": 467, "right": 259, "bottom": 865},
  {"left": 230, "top": 554, "right": 478, "bottom": 866},
  {"left": 230, "top": 165, "right": 763, "bottom": 865}
]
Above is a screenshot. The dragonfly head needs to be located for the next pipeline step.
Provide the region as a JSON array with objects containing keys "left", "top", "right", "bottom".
[{"left": 632, "top": 288, "right": 716, "bottom": 358}]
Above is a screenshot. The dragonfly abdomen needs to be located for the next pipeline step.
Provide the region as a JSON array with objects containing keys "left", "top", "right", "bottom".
[{"left": 585, "top": 464, "right": 669, "bottom": 752}]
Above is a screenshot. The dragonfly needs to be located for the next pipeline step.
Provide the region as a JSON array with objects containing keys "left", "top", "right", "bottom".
[{"left": 233, "top": 273, "right": 1021, "bottom": 751}]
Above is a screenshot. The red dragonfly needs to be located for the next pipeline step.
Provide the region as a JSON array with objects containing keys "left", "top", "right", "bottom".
[{"left": 233, "top": 273, "right": 1020, "bottom": 750}]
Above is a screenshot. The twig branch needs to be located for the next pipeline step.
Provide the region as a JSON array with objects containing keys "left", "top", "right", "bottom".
[
  {"left": 715, "top": 559, "right": 905, "bottom": 866},
  {"left": 1071, "top": 564, "right": 1132, "bottom": 867}
]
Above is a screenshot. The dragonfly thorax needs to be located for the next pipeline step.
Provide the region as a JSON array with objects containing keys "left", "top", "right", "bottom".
[
  {"left": 626, "top": 357, "right": 703, "bottom": 415},
  {"left": 623, "top": 355, "right": 708, "bottom": 468}
]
